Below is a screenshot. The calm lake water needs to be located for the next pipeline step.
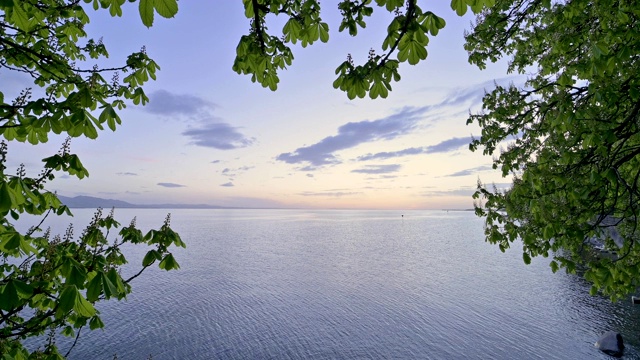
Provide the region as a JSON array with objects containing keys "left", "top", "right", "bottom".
[{"left": 18, "top": 209, "right": 640, "bottom": 359}]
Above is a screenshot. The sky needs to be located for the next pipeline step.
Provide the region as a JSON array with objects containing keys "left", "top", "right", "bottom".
[{"left": 4, "top": 2, "right": 519, "bottom": 210}]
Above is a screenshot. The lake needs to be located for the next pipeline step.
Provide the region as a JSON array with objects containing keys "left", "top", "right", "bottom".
[{"left": 18, "top": 209, "right": 640, "bottom": 359}]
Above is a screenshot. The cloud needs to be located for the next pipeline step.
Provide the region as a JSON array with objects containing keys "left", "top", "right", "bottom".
[
  {"left": 157, "top": 182, "right": 186, "bottom": 188},
  {"left": 146, "top": 90, "right": 215, "bottom": 116},
  {"left": 145, "top": 91, "right": 255, "bottom": 151},
  {"left": 183, "top": 123, "right": 255, "bottom": 150},
  {"left": 429, "top": 77, "right": 523, "bottom": 110},
  {"left": 424, "top": 136, "right": 473, "bottom": 153},
  {"left": 276, "top": 106, "right": 429, "bottom": 167},
  {"left": 445, "top": 165, "right": 494, "bottom": 177},
  {"left": 357, "top": 147, "right": 424, "bottom": 161},
  {"left": 356, "top": 136, "right": 473, "bottom": 161},
  {"left": 422, "top": 182, "right": 511, "bottom": 198},
  {"left": 221, "top": 182, "right": 234, "bottom": 187},
  {"left": 306, "top": 174, "right": 314, "bottom": 178},
  {"left": 352, "top": 164, "right": 401, "bottom": 174},
  {"left": 438, "top": 84, "right": 487, "bottom": 108},
  {"left": 116, "top": 172, "right": 138, "bottom": 176},
  {"left": 299, "top": 165, "right": 318, "bottom": 172},
  {"left": 299, "top": 191, "right": 361, "bottom": 197},
  {"left": 220, "top": 166, "right": 254, "bottom": 177},
  {"left": 211, "top": 160, "right": 221, "bottom": 164},
  {"left": 421, "top": 187, "right": 476, "bottom": 197}
]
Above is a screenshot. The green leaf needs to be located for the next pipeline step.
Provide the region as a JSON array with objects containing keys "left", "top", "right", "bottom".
[
  {"left": 90, "top": 316, "right": 105, "bottom": 330},
  {"left": 0, "top": 281, "right": 22, "bottom": 311},
  {"left": 13, "top": 280, "right": 33, "bottom": 299},
  {"left": 142, "top": 249, "right": 160, "bottom": 266},
  {"left": 74, "top": 293, "right": 96, "bottom": 317},
  {"left": 62, "top": 325, "right": 74, "bottom": 337},
  {"left": 158, "top": 253, "right": 180, "bottom": 270},
  {"left": 87, "top": 273, "right": 103, "bottom": 302},
  {"left": 0, "top": 182, "right": 12, "bottom": 212},
  {"left": 100, "top": 274, "right": 120, "bottom": 299},
  {"left": 319, "top": 23, "right": 329, "bottom": 43},
  {"left": 106, "top": 268, "right": 125, "bottom": 296},
  {"left": 450, "top": 0, "right": 467, "bottom": 16},
  {"left": 139, "top": 0, "right": 154, "bottom": 27},
  {"left": 11, "top": 3, "right": 31, "bottom": 31},
  {"left": 153, "top": 0, "right": 178, "bottom": 18},
  {"left": 1, "top": 232, "right": 22, "bottom": 251},
  {"left": 67, "top": 262, "right": 87, "bottom": 287},
  {"left": 58, "top": 286, "right": 77, "bottom": 314}
]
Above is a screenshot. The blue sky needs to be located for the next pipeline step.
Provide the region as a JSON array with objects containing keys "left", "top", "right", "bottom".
[{"left": 5, "top": 2, "right": 518, "bottom": 209}]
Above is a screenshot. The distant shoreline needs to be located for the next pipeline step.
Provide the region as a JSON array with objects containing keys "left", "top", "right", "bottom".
[
  {"left": 57, "top": 195, "right": 240, "bottom": 210},
  {"left": 57, "top": 195, "right": 474, "bottom": 211}
]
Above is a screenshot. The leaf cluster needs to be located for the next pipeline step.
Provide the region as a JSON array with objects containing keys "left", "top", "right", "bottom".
[
  {"left": 234, "top": 0, "right": 494, "bottom": 98},
  {"left": 467, "top": 0, "right": 640, "bottom": 300},
  {"left": 0, "top": 1, "right": 184, "bottom": 358},
  {"left": 0, "top": 0, "right": 176, "bottom": 145}
]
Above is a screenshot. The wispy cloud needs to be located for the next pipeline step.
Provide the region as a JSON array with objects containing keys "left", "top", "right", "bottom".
[
  {"left": 419, "top": 77, "right": 523, "bottom": 111},
  {"left": 299, "top": 191, "right": 361, "bottom": 197},
  {"left": 356, "top": 136, "right": 473, "bottom": 161},
  {"left": 157, "top": 182, "right": 186, "bottom": 188},
  {"left": 276, "top": 106, "right": 429, "bottom": 167},
  {"left": 146, "top": 90, "right": 215, "bottom": 116},
  {"left": 421, "top": 187, "right": 476, "bottom": 197},
  {"left": 367, "top": 175, "right": 398, "bottom": 180},
  {"left": 352, "top": 164, "right": 402, "bottom": 174},
  {"left": 219, "top": 166, "right": 254, "bottom": 177},
  {"left": 425, "top": 136, "right": 473, "bottom": 153},
  {"left": 211, "top": 160, "right": 221, "bottom": 164},
  {"left": 445, "top": 165, "right": 494, "bottom": 177},
  {"left": 437, "top": 84, "right": 487, "bottom": 108},
  {"left": 183, "top": 123, "right": 255, "bottom": 150},
  {"left": 220, "top": 182, "right": 234, "bottom": 187},
  {"left": 116, "top": 172, "right": 138, "bottom": 176},
  {"left": 299, "top": 165, "right": 317, "bottom": 172},
  {"left": 357, "top": 147, "right": 424, "bottom": 161}
]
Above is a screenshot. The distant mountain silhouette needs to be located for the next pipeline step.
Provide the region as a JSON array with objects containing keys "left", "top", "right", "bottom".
[{"left": 57, "top": 195, "right": 232, "bottom": 209}]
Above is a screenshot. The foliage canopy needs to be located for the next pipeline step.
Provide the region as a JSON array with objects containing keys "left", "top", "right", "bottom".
[
  {"left": 466, "top": 0, "right": 640, "bottom": 300},
  {"left": 0, "top": 0, "right": 183, "bottom": 358}
]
